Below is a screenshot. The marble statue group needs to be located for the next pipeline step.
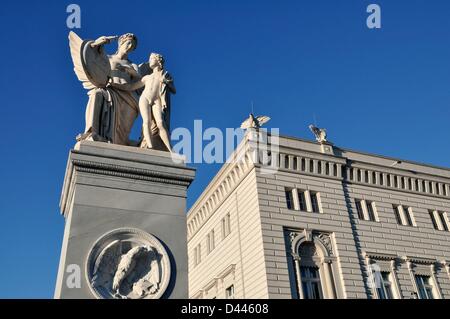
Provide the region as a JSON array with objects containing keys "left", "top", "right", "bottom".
[{"left": 68, "top": 31, "right": 175, "bottom": 152}]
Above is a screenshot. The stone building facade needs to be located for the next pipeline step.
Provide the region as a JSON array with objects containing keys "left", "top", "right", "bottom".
[{"left": 186, "top": 131, "right": 450, "bottom": 299}]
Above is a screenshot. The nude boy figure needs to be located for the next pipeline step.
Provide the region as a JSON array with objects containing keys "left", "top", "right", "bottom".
[{"left": 113, "top": 53, "right": 176, "bottom": 152}]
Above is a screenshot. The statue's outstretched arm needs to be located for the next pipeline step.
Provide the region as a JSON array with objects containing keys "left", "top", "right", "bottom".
[{"left": 90, "top": 35, "right": 119, "bottom": 48}]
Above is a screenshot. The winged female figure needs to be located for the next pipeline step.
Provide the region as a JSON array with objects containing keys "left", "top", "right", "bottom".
[{"left": 68, "top": 31, "right": 151, "bottom": 146}]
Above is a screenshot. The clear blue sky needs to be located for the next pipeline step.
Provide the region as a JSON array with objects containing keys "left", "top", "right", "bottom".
[{"left": 0, "top": 0, "right": 449, "bottom": 298}]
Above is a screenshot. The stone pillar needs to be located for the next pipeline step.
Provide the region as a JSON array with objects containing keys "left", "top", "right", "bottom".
[{"left": 54, "top": 141, "right": 195, "bottom": 299}]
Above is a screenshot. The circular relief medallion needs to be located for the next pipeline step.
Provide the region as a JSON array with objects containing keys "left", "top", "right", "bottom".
[{"left": 86, "top": 228, "right": 171, "bottom": 299}]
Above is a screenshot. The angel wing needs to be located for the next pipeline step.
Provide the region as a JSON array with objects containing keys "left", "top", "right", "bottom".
[
  {"left": 68, "top": 31, "right": 96, "bottom": 90},
  {"left": 256, "top": 115, "right": 270, "bottom": 127},
  {"left": 69, "top": 31, "right": 112, "bottom": 89},
  {"left": 91, "top": 240, "right": 122, "bottom": 288}
]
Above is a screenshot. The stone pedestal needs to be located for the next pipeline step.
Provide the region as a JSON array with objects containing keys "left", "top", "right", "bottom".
[{"left": 54, "top": 141, "right": 195, "bottom": 299}]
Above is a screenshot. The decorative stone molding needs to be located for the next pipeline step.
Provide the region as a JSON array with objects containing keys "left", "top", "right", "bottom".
[
  {"left": 72, "top": 159, "right": 193, "bottom": 186},
  {"left": 365, "top": 251, "right": 398, "bottom": 261},
  {"left": 217, "top": 264, "right": 237, "bottom": 281},
  {"left": 86, "top": 228, "right": 171, "bottom": 299},
  {"left": 315, "top": 233, "right": 333, "bottom": 257},
  {"left": 287, "top": 229, "right": 334, "bottom": 257},
  {"left": 275, "top": 152, "right": 344, "bottom": 180},
  {"left": 402, "top": 256, "right": 439, "bottom": 265},
  {"left": 344, "top": 163, "right": 450, "bottom": 200}
]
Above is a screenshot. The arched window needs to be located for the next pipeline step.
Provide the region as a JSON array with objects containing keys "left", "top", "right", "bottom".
[
  {"left": 289, "top": 231, "right": 340, "bottom": 299},
  {"left": 293, "top": 157, "right": 298, "bottom": 170},
  {"left": 298, "top": 242, "right": 324, "bottom": 299}
]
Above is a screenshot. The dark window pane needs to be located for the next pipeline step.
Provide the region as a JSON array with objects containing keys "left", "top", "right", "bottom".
[
  {"left": 298, "top": 191, "right": 307, "bottom": 211},
  {"left": 302, "top": 282, "right": 311, "bottom": 299},
  {"left": 285, "top": 190, "right": 293, "bottom": 210},
  {"left": 439, "top": 212, "right": 448, "bottom": 231},
  {"left": 377, "top": 287, "right": 386, "bottom": 299},
  {"left": 356, "top": 201, "right": 364, "bottom": 220},
  {"left": 310, "top": 267, "right": 319, "bottom": 278},
  {"left": 300, "top": 267, "right": 307, "bottom": 278},
  {"left": 429, "top": 211, "right": 439, "bottom": 230},
  {"left": 404, "top": 207, "right": 414, "bottom": 226},
  {"left": 393, "top": 205, "right": 402, "bottom": 225},
  {"left": 311, "top": 193, "right": 319, "bottom": 213},
  {"left": 311, "top": 282, "right": 322, "bottom": 299},
  {"left": 415, "top": 276, "right": 434, "bottom": 299},
  {"left": 382, "top": 273, "right": 393, "bottom": 299},
  {"left": 366, "top": 201, "right": 376, "bottom": 221},
  {"left": 300, "top": 266, "right": 323, "bottom": 300}
]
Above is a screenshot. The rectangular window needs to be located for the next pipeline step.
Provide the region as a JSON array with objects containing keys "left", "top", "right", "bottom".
[
  {"left": 377, "top": 272, "right": 394, "bottom": 299},
  {"left": 221, "top": 214, "right": 231, "bottom": 239},
  {"left": 310, "top": 192, "right": 320, "bottom": 213},
  {"left": 404, "top": 207, "right": 415, "bottom": 227},
  {"left": 356, "top": 200, "right": 377, "bottom": 221},
  {"left": 429, "top": 210, "right": 439, "bottom": 230},
  {"left": 300, "top": 266, "right": 323, "bottom": 299},
  {"left": 366, "top": 201, "right": 376, "bottom": 221},
  {"left": 298, "top": 191, "right": 307, "bottom": 211},
  {"left": 438, "top": 211, "right": 449, "bottom": 231},
  {"left": 415, "top": 275, "right": 434, "bottom": 299},
  {"left": 206, "top": 230, "right": 215, "bottom": 254},
  {"left": 393, "top": 205, "right": 403, "bottom": 225},
  {"left": 356, "top": 200, "right": 364, "bottom": 220},
  {"left": 221, "top": 218, "right": 226, "bottom": 238},
  {"left": 429, "top": 210, "right": 449, "bottom": 231},
  {"left": 226, "top": 213, "right": 231, "bottom": 235},
  {"left": 285, "top": 189, "right": 293, "bottom": 210},
  {"left": 194, "top": 244, "right": 201, "bottom": 266},
  {"left": 225, "top": 285, "right": 235, "bottom": 299}
]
